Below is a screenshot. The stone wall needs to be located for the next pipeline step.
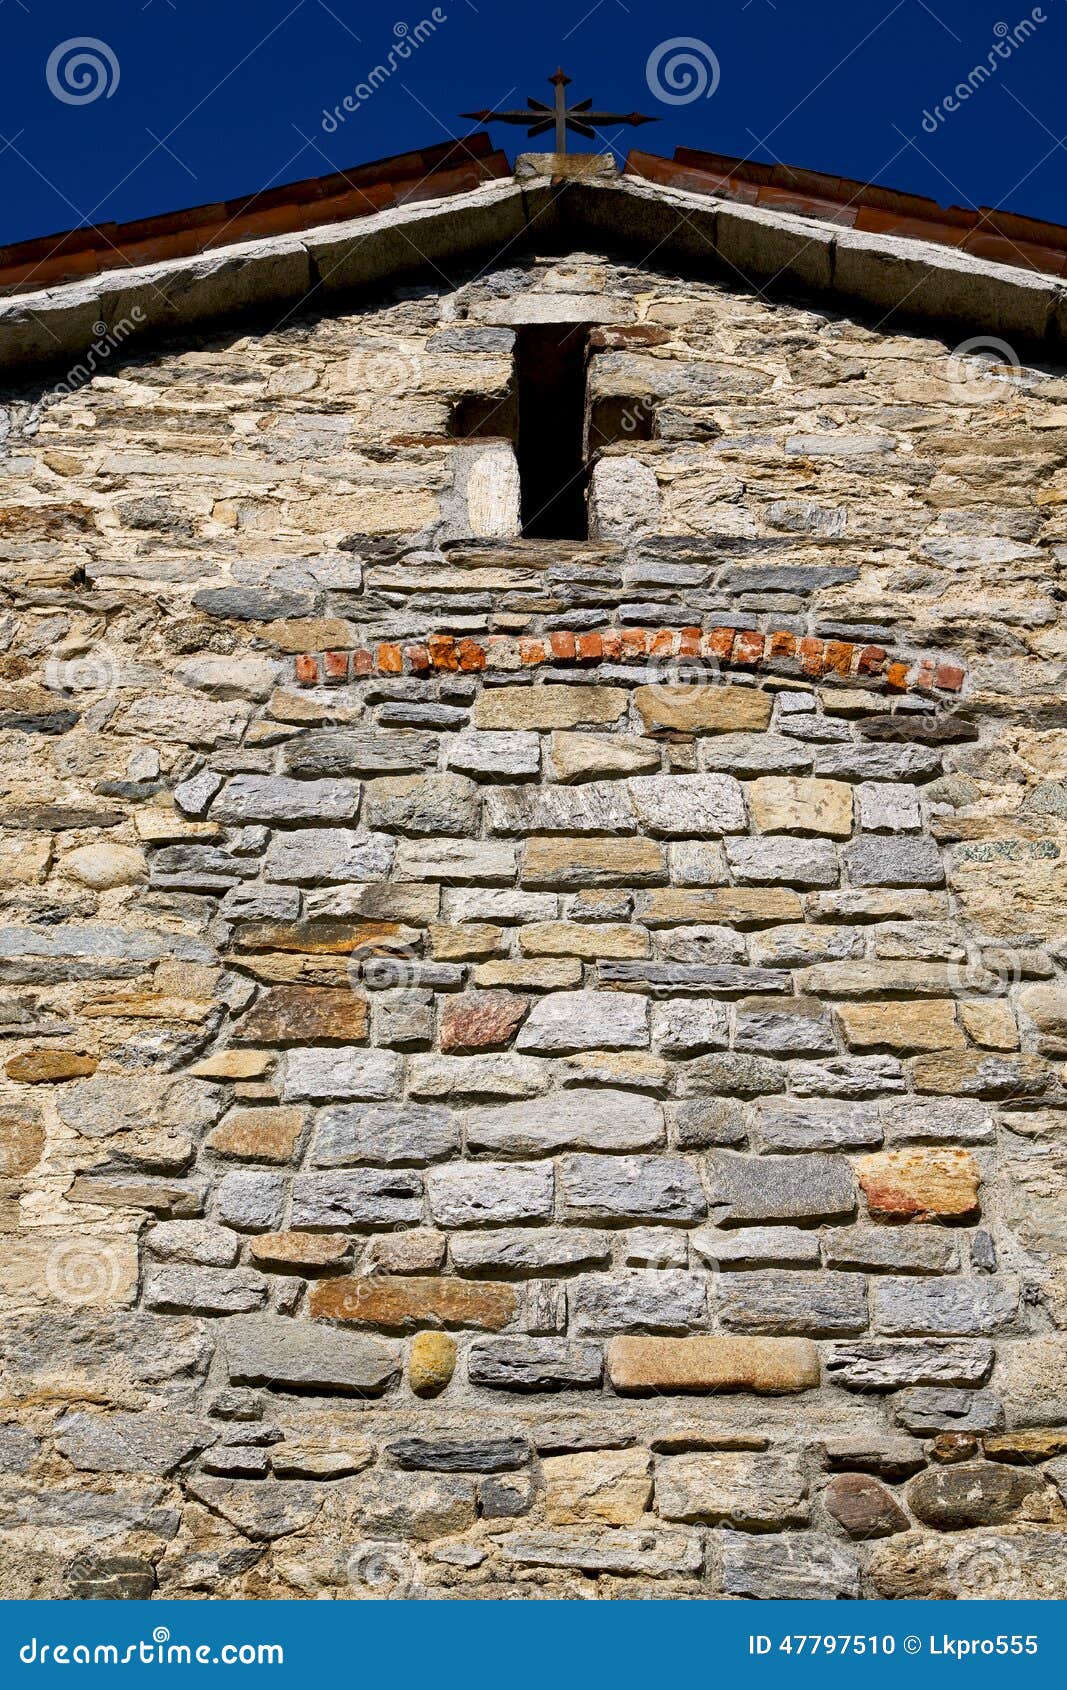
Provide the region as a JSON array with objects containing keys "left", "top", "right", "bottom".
[{"left": 1, "top": 252, "right": 1067, "bottom": 1600}]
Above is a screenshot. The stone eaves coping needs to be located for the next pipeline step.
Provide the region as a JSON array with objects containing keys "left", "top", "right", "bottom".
[
  {"left": 2, "top": 172, "right": 1065, "bottom": 379},
  {"left": 292, "top": 625, "right": 966, "bottom": 697}
]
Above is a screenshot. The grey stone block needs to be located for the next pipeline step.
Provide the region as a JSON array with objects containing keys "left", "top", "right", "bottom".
[
  {"left": 144, "top": 1267, "right": 268, "bottom": 1315},
  {"left": 846, "top": 835, "right": 945, "bottom": 888},
  {"left": 282, "top": 1048, "right": 403, "bottom": 1102},
  {"left": 224, "top": 1316, "right": 399, "bottom": 1395},
  {"left": 753, "top": 1099, "right": 882, "bottom": 1152},
  {"left": 212, "top": 776, "right": 361, "bottom": 824},
  {"left": 465, "top": 1091, "right": 663, "bottom": 1155},
  {"left": 894, "top": 1387, "right": 1005, "bottom": 1434},
  {"left": 428, "top": 1161, "right": 554, "bottom": 1228},
  {"left": 726, "top": 837, "right": 839, "bottom": 887},
  {"left": 720, "top": 1529, "right": 860, "bottom": 1599},
  {"left": 873, "top": 1277, "right": 1020, "bottom": 1336},
  {"left": 716, "top": 1270, "right": 868, "bottom": 1335},
  {"left": 734, "top": 995, "right": 835, "bottom": 1056},
  {"left": 449, "top": 1229, "right": 612, "bottom": 1276},
  {"left": 467, "top": 1338, "right": 603, "bottom": 1392},
  {"left": 627, "top": 774, "right": 746, "bottom": 836},
  {"left": 290, "top": 1170, "right": 423, "bottom": 1229},
  {"left": 216, "top": 1171, "right": 287, "bottom": 1231},
  {"left": 560, "top": 1154, "right": 707, "bottom": 1222},
  {"left": 264, "top": 829, "right": 394, "bottom": 884},
  {"left": 656, "top": 1452, "right": 808, "bottom": 1528},
  {"left": 706, "top": 1151, "right": 855, "bottom": 1225},
  {"left": 516, "top": 990, "right": 649, "bottom": 1053},
  {"left": 671, "top": 1098, "right": 747, "bottom": 1148},
  {"left": 825, "top": 1340, "right": 995, "bottom": 1391},
  {"left": 569, "top": 1270, "right": 708, "bottom": 1333}
]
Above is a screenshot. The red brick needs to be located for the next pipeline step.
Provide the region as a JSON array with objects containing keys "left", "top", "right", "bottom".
[
  {"left": 649, "top": 629, "right": 676, "bottom": 658},
  {"left": 708, "top": 627, "right": 735, "bottom": 660},
  {"left": 294, "top": 653, "right": 318, "bottom": 686},
  {"left": 577, "top": 632, "right": 603, "bottom": 662},
  {"left": 734, "top": 630, "right": 765, "bottom": 665},
  {"left": 913, "top": 660, "right": 936, "bottom": 692},
  {"left": 936, "top": 663, "right": 965, "bottom": 692},
  {"left": 550, "top": 631, "right": 576, "bottom": 661},
  {"left": 797, "top": 637, "right": 825, "bottom": 676},
  {"left": 857, "top": 645, "right": 886, "bottom": 676},
  {"left": 377, "top": 642, "right": 403, "bottom": 674},
  {"left": 406, "top": 643, "right": 430, "bottom": 674},
  {"left": 601, "top": 631, "right": 623, "bottom": 660},
  {"left": 679, "top": 626, "right": 702, "bottom": 657},
  {"left": 519, "top": 638, "right": 546, "bottom": 666},
  {"left": 621, "top": 628, "right": 647, "bottom": 657},
  {"left": 323, "top": 650, "right": 349, "bottom": 683},
  {"left": 768, "top": 631, "right": 797, "bottom": 661},
  {"left": 352, "top": 648, "right": 373, "bottom": 676}
]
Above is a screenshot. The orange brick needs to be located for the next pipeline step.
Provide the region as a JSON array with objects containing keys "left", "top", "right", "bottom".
[
  {"left": 825, "top": 640, "right": 854, "bottom": 677},
  {"left": 768, "top": 631, "right": 797, "bottom": 661},
  {"left": 519, "top": 638, "right": 546, "bottom": 665},
  {"left": 294, "top": 653, "right": 318, "bottom": 685},
  {"left": 550, "top": 631, "right": 576, "bottom": 660},
  {"left": 428, "top": 634, "right": 459, "bottom": 670},
  {"left": 708, "top": 627, "right": 736, "bottom": 660},
  {"left": 601, "top": 631, "right": 623, "bottom": 660},
  {"left": 797, "top": 637, "right": 825, "bottom": 677},
  {"left": 679, "top": 627, "right": 702, "bottom": 657},
  {"left": 377, "top": 642, "right": 403, "bottom": 674},
  {"left": 649, "top": 629, "right": 676, "bottom": 658},
  {"left": 577, "top": 632, "right": 603, "bottom": 662},
  {"left": 734, "top": 630, "right": 765, "bottom": 665},
  {"left": 885, "top": 661, "right": 909, "bottom": 691},
  {"left": 622, "top": 628, "right": 647, "bottom": 657},
  {"left": 457, "top": 637, "right": 486, "bottom": 671}
]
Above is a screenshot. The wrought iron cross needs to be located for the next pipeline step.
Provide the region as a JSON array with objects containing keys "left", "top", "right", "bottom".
[{"left": 462, "top": 67, "right": 658, "bottom": 154}]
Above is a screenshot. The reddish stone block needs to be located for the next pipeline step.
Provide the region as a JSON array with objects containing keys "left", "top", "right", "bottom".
[
  {"left": 550, "top": 631, "right": 576, "bottom": 661},
  {"left": 428, "top": 634, "right": 459, "bottom": 670},
  {"left": 857, "top": 645, "right": 886, "bottom": 676},
  {"left": 825, "top": 640, "right": 854, "bottom": 677},
  {"left": 519, "top": 638, "right": 546, "bottom": 666},
  {"left": 577, "top": 632, "right": 603, "bottom": 662},
  {"left": 797, "top": 637, "right": 826, "bottom": 676},
  {"left": 936, "top": 663, "right": 965, "bottom": 692},
  {"left": 439, "top": 991, "right": 526, "bottom": 1053},
  {"left": 351, "top": 648, "right": 373, "bottom": 677},
  {"left": 377, "top": 642, "right": 403, "bottom": 674},
  {"left": 457, "top": 637, "right": 487, "bottom": 671},
  {"left": 294, "top": 653, "right": 318, "bottom": 686},
  {"left": 734, "top": 630, "right": 765, "bottom": 666}
]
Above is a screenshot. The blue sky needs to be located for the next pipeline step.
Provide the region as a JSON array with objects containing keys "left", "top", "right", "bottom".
[{"left": 2, "top": 0, "right": 1066, "bottom": 246}]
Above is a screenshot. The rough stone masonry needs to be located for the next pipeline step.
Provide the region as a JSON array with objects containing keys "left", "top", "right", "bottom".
[{"left": 2, "top": 196, "right": 1067, "bottom": 1601}]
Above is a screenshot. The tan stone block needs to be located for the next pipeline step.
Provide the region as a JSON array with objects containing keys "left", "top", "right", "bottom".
[
  {"left": 561, "top": 1051, "right": 669, "bottom": 1089},
  {"left": 0, "top": 1232, "right": 138, "bottom": 1311},
  {"left": 429, "top": 923, "right": 504, "bottom": 960},
  {"left": 960, "top": 999, "right": 1019, "bottom": 1050},
  {"left": 950, "top": 847, "right": 1067, "bottom": 942},
  {"left": 309, "top": 1275, "right": 517, "bottom": 1331},
  {"left": 520, "top": 922, "right": 650, "bottom": 959},
  {"left": 857, "top": 1149, "right": 981, "bottom": 1222},
  {"left": 208, "top": 1107, "right": 307, "bottom": 1163},
  {"left": 474, "top": 686, "right": 627, "bottom": 731},
  {"left": 5, "top": 1051, "right": 98, "bottom": 1083},
  {"left": 606, "top": 1335, "right": 821, "bottom": 1394},
  {"left": 133, "top": 810, "right": 221, "bottom": 843},
  {"left": 910, "top": 1049, "right": 1049, "bottom": 1096},
  {"left": 473, "top": 959, "right": 584, "bottom": 990},
  {"left": 364, "top": 1229, "right": 446, "bottom": 1274},
  {"left": 639, "top": 887, "right": 803, "bottom": 925},
  {"left": 61, "top": 843, "right": 147, "bottom": 889},
  {"left": 81, "top": 994, "right": 214, "bottom": 1022},
  {"left": 268, "top": 690, "right": 351, "bottom": 725},
  {"left": 1020, "top": 983, "right": 1067, "bottom": 1045},
  {"left": 234, "top": 986, "right": 368, "bottom": 1044},
  {"left": 0, "top": 1107, "right": 44, "bottom": 1176},
  {"left": 836, "top": 1000, "right": 963, "bottom": 1053},
  {"left": 409, "top": 1331, "right": 456, "bottom": 1396},
  {"left": 260, "top": 618, "right": 357, "bottom": 652},
  {"left": 543, "top": 1448, "right": 652, "bottom": 1525},
  {"left": 549, "top": 732, "right": 660, "bottom": 783},
  {"left": 748, "top": 777, "right": 853, "bottom": 837},
  {"left": 234, "top": 919, "right": 416, "bottom": 955},
  {"left": 523, "top": 836, "right": 666, "bottom": 888},
  {"left": 0, "top": 835, "right": 52, "bottom": 886},
  {"left": 634, "top": 685, "right": 772, "bottom": 735},
  {"left": 249, "top": 1231, "right": 352, "bottom": 1270},
  {"left": 188, "top": 1050, "right": 274, "bottom": 1079}
]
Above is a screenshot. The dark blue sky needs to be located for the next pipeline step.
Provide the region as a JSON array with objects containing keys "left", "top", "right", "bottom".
[{"left": 2, "top": 0, "right": 1066, "bottom": 248}]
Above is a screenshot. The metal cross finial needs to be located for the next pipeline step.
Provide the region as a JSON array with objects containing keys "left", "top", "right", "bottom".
[{"left": 462, "top": 66, "right": 658, "bottom": 154}]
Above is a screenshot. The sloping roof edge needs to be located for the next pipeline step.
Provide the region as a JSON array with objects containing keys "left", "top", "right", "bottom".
[{"left": 2, "top": 167, "right": 1065, "bottom": 382}]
